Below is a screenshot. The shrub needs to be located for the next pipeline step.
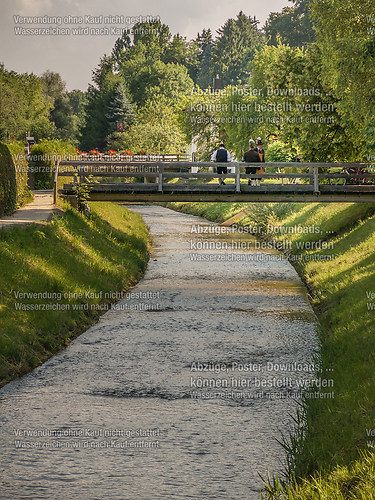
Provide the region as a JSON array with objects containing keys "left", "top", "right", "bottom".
[
  {"left": 0, "top": 143, "right": 17, "bottom": 216},
  {"left": 266, "top": 141, "right": 298, "bottom": 163},
  {"left": 7, "top": 142, "right": 32, "bottom": 207},
  {"left": 30, "top": 139, "right": 77, "bottom": 189}
]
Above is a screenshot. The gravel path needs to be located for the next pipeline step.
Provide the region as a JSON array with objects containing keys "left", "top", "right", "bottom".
[{"left": 0, "top": 190, "right": 54, "bottom": 229}]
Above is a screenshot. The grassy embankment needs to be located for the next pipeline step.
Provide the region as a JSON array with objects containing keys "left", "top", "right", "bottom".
[
  {"left": 168, "top": 201, "right": 375, "bottom": 498},
  {"left": 0, "top": 202, "right": 151, "bottom": 387}
]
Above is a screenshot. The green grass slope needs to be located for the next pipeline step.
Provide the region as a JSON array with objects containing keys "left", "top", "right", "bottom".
[{"left": 0, "top": 202, "right": 151, "bottom": 386}]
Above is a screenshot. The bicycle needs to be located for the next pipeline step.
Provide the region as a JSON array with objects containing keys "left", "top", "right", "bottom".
[{"left": 329, "top": 166, "right": 375, "bottom": 185}]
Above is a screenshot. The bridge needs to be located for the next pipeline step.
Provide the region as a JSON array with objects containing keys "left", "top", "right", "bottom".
[{"left": 54, "top": 157, "right": 375, "bottom": 204}]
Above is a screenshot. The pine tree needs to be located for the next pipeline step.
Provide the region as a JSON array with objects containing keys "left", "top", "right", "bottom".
[
  {"left": 212, "top": 19, "right": 245, "bottom": 86},
  {"left": 196, "top": 29, "right": 215, "bottom": 88},
  {"left": 106, "top": 82, "right": 135, "bottom": 132},
  {"left": 212, "top": 13, "right": 263, "bottom": 86}
]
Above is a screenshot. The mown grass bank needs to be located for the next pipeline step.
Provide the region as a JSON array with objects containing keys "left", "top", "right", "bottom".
[
  {"left": 0, "top": 202, "right": 151, "bottom": 387},
  {"left": 167, "top": 201, "right": 375, "bottom": 498}
]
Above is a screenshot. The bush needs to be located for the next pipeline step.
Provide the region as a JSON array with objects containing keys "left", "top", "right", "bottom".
[
  {"left": 30, "top": 139, "right": 77, "bottom": 189},
  {"left": 266, "top": 141, "right": 297, "bottom": 163},
  {"left": 7, "top": 142, "right": 32, "bottom": 207},
  {"left": 0, "top": 143, "right": 17, "bottom": 216}
]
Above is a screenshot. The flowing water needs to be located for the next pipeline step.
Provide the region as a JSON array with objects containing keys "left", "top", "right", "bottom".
[{"left": 0, "top": 205, "right": 319, "bottom": 500}]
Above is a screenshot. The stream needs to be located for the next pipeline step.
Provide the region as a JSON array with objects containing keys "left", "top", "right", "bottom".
[{"left": 0, "top": 205, "right": 319, "bottom": 500}]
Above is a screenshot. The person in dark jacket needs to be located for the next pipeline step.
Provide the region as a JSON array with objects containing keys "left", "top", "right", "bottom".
[
  {"left": 243, "top": 139, "right": 261, "bottom": 185},
  {"left": 211, "top": 143, "right": 231, "bottom": 185}
]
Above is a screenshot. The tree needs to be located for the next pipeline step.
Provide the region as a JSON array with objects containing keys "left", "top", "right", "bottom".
[
  {"left": 81, "top": 21, "right": 194, "bottom": 151},
  {"left": 211, "top": 12, "right": 264, "bottom": 87},
  {"left": 41, "top": 70, "right": 68, "bottom": 136},
  {"left": 164, "top": 34, "right": 200, "bottom": 81},
  {"left": 164, "top": 34, "right": 189, "bottom": 65},
  {"left": 132, "top": 20, "right": 171, "bottom": 61},
  {"left": 122, "top": 59, "right": 193, "bottom": 107},
  {"left": 67, "top": 90, "right": 87, "bottom": 144},
  {"left": 311, "top": 0, "right": 375, "bottom": 156},
  {"left": 250, "top": 42, "right": 351, "bottom": 161},
  {"left": 41, "top": 70, "right": 65, "bottom": 101},
  {"left": 195, "top": 29, "right": 215, "bottom": 88},
  {"left": 105, "top": 82, "right": 135, "bottom": 132},
  {"left": 80, "top": 57, "right": 119, "bottom": 150},
  {"left": 111, "top": 33, "right": 132, "bottom": 71},
  {"left": 108, "top": 95, "right": 188, "bottom": 153},
  {"left": 40, "top": 71, "right": 86, "bottom": 144},
  {"left": 264, "top": 0, "right": 315, "bottom": 47},
  {"left": 177, "top": 89, "right": 224, "bottom": 160},
  {"left": 213, "top": 18, "right": 247, "bottom": 86},
  {"left": 0, "top": 65, "right": 52, "bottom": 141}
]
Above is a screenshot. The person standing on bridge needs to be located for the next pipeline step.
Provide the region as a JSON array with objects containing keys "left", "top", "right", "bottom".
[
  {"left": 243, "top": 139, "right": 261, "bottom": 186},
  {"left": 211, "top": 143, "right": 231, "bottom": 185},
  {"left": 256, "top": 138, "right": 266, "bottom": 163}
]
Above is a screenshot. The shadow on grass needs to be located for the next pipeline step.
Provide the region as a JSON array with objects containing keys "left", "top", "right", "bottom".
[{"left": 0, "top": 205, "right": 150, "bottom": 385}]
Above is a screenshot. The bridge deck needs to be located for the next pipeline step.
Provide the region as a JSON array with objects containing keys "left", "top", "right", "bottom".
[
  {"left": 59, "top": 183, "right": 375, "bottom": 203},
  {"left": 54, "top": 160, "right": 375, "bottom": 203}
]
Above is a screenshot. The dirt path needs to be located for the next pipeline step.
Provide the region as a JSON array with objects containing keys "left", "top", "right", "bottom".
[{"left": 0, "top": 190, "right": 54, "bottom": 229}]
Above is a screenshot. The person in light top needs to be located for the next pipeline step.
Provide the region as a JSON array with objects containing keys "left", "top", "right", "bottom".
[{"left": 211, "top": 143, "right": 231, "bottom": 185}]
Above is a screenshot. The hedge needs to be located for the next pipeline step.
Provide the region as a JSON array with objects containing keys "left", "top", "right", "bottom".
[
  {"left": 7, "top": 142, "right": 31, "bottom": 207},
  {"left": 0, "top": 143, "right": 17, "bottom": 216}
]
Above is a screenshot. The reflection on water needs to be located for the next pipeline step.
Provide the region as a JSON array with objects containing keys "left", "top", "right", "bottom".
[{"left": 0, "top": 205, "right": 319, "bottom": 500}]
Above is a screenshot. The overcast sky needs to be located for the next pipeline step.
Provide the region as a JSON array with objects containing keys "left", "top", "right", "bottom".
[{"left": 1, "top": 0, "right": 290, "bottom": 91}]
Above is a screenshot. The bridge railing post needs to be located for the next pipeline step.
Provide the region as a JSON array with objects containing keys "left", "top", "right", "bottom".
[
  {"left": 79, "top": 165, "right": 84, "bottom": 185},
  {"left": 309, "top": 165, "right": 313, "bottom": 185},
  {"left": 235, "top": 164, "right": 241, "bottom": 193},
  {"left": 73, "top": 166, "right": 78, "bottom": 187},
  {"left": 314, "top": 166, "right": 320, "bottom": 194},
  {"left": 158, "top": 166, "right": 164, "bottom": 192}
]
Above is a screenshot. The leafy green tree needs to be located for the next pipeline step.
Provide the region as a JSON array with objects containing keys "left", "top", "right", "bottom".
[
  {"left": 108, "top": 95, "right": 187, "bottom": 153},
  {"left": 66, "top": 90, "right": 87, "bottom": 144},
  {"left": 81, "top": 21, "right": 194, "bottom": 151},
  {"left": 212, "top": 18, "right": 247, "bottom": 86},
  {"left": 264, "top": 0, "right": 315, "bottom": 47},
  {"left": 251, "top": 42, "right": 351, "bottom": 161},
  {"left": 0, "top": 65, "right": 52, "bottom": 141},
  {"left": 164, "top": 34, "right": 188, "bottom": 65},
  {"left": 164, "top": 34, "right": 200, "bottom": 81},
  {"left": 111, "top": 33, "right": 132, "bottom": 71},
  {"left": 311, "top": 0, "right": 375, "bottom": 156},
  {"left": 177, "top": 89, "right": 224, "bottom": 160},
  {"left": 41, "top": 70, "right": 70, "bottom": 137},
  {"left": 266, "top": 141, "right": 296, "bottom": 162},
  {"left": 41, "top": 71, "right": 85, "bottom": 144},
  {"left": 0, "top": 66, "right": 25, "bottom": 140},
  {"left": 80, "top": 57, "right": 120, "bottom": 150},
  {"left": 41, "top": 70, "right": 65, "bottom": 101},
  {"left": 133, "top": 20, "right": 171, "bottom": 61},
  {"left": 123, "top": 60, "right": 193, "bottom": 107}
]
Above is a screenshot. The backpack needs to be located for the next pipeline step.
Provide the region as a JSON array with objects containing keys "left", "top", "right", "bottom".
[{"left": 216, "top": 148, "right": 228, "bottom": 162}]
